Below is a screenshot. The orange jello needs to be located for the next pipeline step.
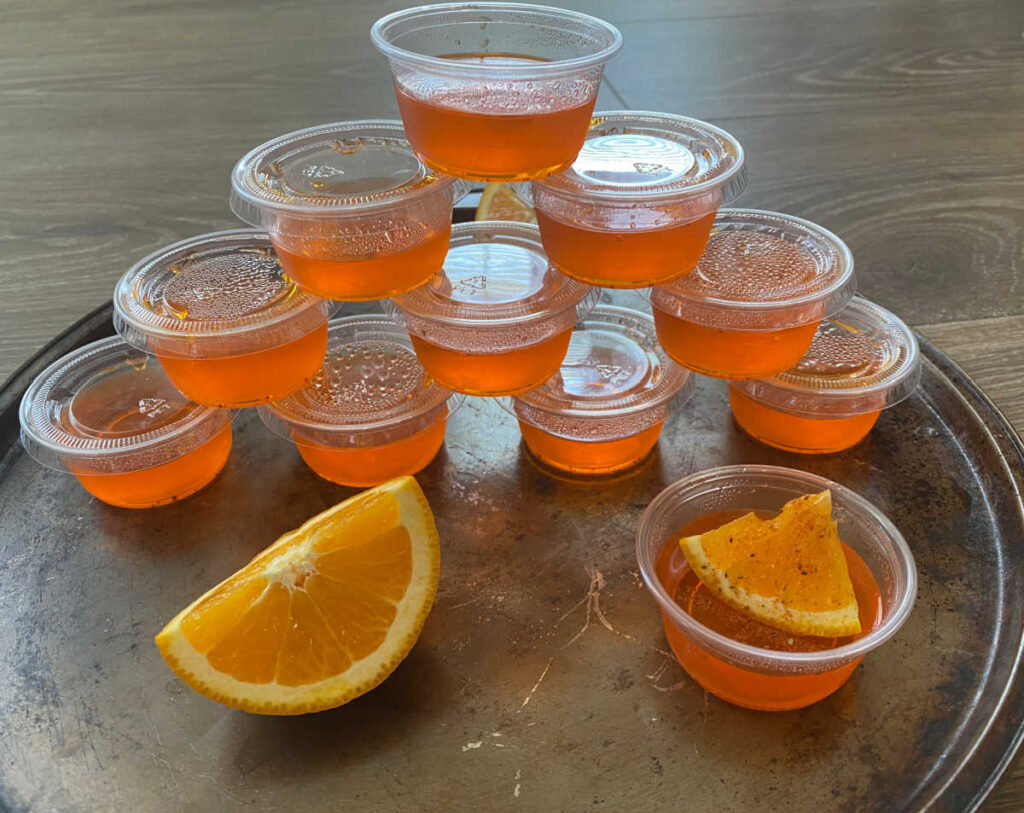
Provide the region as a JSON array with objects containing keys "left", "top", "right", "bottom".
[
  {"left": 230, "top": 121, "right": 467, "bottom": 300},
  {"left": 259, "top": 315, "right": 463, "bottom": 487},
  {"left": 527, "top": 111, "right": 746, "bottom": 288},
  {"left": 114, "top": 230, "right": 332, "bottom": 408},
  {"left": 649, "top": 209, "right": 855, "bottom": 379},
  {"left": 636, "top": 465, "right": 917, "bottom": 711},
  {"left": 19, "top": 337, "right": 233, "bottom": 508},
  {"left": 371, "top": 5, "right": 621, "bottom": 181},
  {"left": 502, "top": 306, "right": 693, "bottom": 476},
  {"left": 729, "top": 297, "right": 921, "bottom": 454},
  {"left": 386, "top": 221, "right": 596, "bottom": 397}
]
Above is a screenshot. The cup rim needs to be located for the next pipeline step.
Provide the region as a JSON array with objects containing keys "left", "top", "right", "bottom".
[
  {"left": 370, "top": 2, "right": 623, "bottom": 76},
  {"left": 635, "top": 464, "right": 918, "bottom": 669}
]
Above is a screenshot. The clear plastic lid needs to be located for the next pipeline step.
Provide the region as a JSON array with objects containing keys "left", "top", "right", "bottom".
[
  {"left": 259, "top": 315, "right": 464, "bottom": 447},
  {"left": 533, "top": 111, "right": 745, "bottom": 206},
  {"left": 386, "top": 221, "right": 593, "bottom": 326},
  {"left": 730, "top": 297, "right": 921, "bottom": 417},
  {"left": 649, "top": 209, "right": 856, "bottom": 330},
  {"left": 113, "top": 230, "right": 331, "bottom": 349},
  {"left": 19, "top": 337, "right": 231, "bottom": 472},
  {"left": 503, "top": 306, "right": 693, "bottom": 440},
  {"left": 231, "top": 121, "right": 463, "bottom": 225}
]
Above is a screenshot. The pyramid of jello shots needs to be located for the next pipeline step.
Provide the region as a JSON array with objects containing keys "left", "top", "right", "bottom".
[{"left": 17, "top": 1, "right": 919, "bottom": 717}]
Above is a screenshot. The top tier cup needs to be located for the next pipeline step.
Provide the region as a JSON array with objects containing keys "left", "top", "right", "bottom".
[{"left": 371, "top": 3, "right": 623, "bottom": 182}]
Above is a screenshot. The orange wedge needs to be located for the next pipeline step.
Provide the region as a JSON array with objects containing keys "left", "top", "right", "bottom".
[
  {"left": 476, "top": 182, "right": 537, "bottom": 223},
  {"left": 156, "top": 476, "right": 440, "bottom": 715},
  {"left": 679, "top": 490, "right": 861, "bottom": 637}
]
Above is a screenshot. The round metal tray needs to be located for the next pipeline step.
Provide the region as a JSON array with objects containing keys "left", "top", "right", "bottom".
[{"left": 1, "top": 294, "right": 1022, "bottom": 812}]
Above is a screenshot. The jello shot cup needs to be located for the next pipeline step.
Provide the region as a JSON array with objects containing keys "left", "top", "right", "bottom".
[
  {"left": 114, "top": 230, "right": 333, "bottom": 408},
  {"left": 728, "top": 297, "right": 921, "bottom": 454},
  {"left": 637, "top": 465, "right": 917, "bottom": 711},
  {"left": 525, "top": 111, "right": 746, "bottom": 288},
  {"left": 500, "top": 305, "right": 693, "bottom": 475},
  {"left": 258, "top": 315, "right": 464, "bottom": 487},
  {"left": 19, "top": 337, "right": 233, "bottom": 509},
  {"left": 385, "top": 221, "right": 597, "bottom": 397},
  {"left": 371, "top": 3, "right": 622, "bottom": 182},
  {"left": 649, "top": 209, "right": 856, "bottom": 379},
  {"left": 231, "top": 121, "right": 468, "bottom": 301}
]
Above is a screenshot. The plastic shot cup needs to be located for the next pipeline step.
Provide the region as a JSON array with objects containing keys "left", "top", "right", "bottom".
[
  {"left": 728, "top": 297, "right": 921, "bottom": 454},
  {"left": 523, "top": 111, "right": 746, "bottom": 288},
  {"left": 649, "top": 209, "right": 856, "bottom": 379},
  {"left": 371, "top": 3, "right": 622, "bottom": 182},
  {"left": 384, "top": 221, "right": 597, "bottom": 397},
  {"left": 258, "top": 315, "right": 464, "bottom": 487},
  {"left": 19, "top": 337, "right": 233, "bottom": 509},
  {"left": 114, "top": 230, "right": 333, "bottom": 408},
  {"left": 231, "top": 121, "right": 469, "bottom": 301},
  {"left": 500, "top": 305, "right": 693, "bottom": 475},
  {"left": 636, "top": 465, "right": 917, "bottom": 711}
]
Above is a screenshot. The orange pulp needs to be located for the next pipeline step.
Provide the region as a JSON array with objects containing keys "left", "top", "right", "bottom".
[
  {"left": 535, "top": 210, "right": 716, "bottom": 288},
  {"left": 270, "top": 224, "right": 451, "bottom": 301},
  {"left": 519, "top": 421, "right": 664, "bottom": 475},
  {"left": 66, "top": 424, "right": 232, "bottom": 508},
  {"left": 652, "top": 307, "right": 819, "bottom": 379},
  {"left": 394, "top": 54, "right": 596, "bottom": 182},
  {"left": 656, "top": 513, "right": 883, "bottom": 711},
  {"left": 728, "top": 388, "right": 881, "bottom": 454},
  {"left": 155, "top": 323, "right": 328, "bottom": 408},
  {"left": 409, "top": 329, "right": 572, "bottom": 396},
  {"left": 292, "top": 415, "right": 447, "bottom": 487}
]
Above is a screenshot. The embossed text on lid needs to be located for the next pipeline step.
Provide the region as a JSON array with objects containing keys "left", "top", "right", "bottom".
[
  {"left": 19, "top": 337, "right": 229, "bottom": 464},
  {"left": 535, "top": 111, "right": 746, "bottom": 202},
  {"left": 114, "top": 230, "right": 328, "bottom": 340},
  {"left": 231, "top": 121, "right": 453, "bottom": 218}
]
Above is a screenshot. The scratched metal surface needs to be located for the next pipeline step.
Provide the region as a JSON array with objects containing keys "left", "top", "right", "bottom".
[{"left": 1, "top": 300, "right": 1023, "bottom": 813}]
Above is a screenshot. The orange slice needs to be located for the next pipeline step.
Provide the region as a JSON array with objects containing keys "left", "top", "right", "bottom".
[
  {"left": 476, "top": 182, "right": 537, "bottom": 223},
  {"left": 679, "top": 490, "right": 861, "bottom": 637},
  {"left": 155, "top": 476, "right": 440, "bottom": 715}
]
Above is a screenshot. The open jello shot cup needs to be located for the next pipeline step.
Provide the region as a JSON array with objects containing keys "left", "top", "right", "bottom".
[
  {"left": 384, "top": 221, "right": 597, "bottom": 397},
  {"left": 258, "top": 315, "right": 463, "bottom": 487},
  {"left": 19, "top": 337, "right": 233, "bottom": 509},
  {"left": 114, "top": 230, "right": 332, "bottom": 408},
  {"left": 231, "top": 121, "right": 468, "bottom": 301},
  {"left": 525, "top": 111, "right": 746, "bottom": 288},
  {"left": 371, "top": 3, "right": 622, "bottom": 182},
  {"left": 636, "top": 465, "right": 917, "bottom": 711},
  {"left": 500, "top": 305, "right": 693, "bottom": 475},
  {"left": 728, "top": 297, "right": 921, "bottom": 454},
  {"left": 649, "top": 209, "right": 856, "bottom": 379}
]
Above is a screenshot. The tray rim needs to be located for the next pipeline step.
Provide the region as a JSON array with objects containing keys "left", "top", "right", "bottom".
[{"left": 1, "top": 300, "right": 1022, "bottom": 813}]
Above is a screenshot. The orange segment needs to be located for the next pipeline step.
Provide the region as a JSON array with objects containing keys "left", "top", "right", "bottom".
[
  {"left": 155, "top": 476, "right": 440, "bottom": 714},
  {"left": 679, "top": 491, "right": 861, "bottom": 637},
  {"left": 475, "top": 182, "right": 537, "bottom": 223}
]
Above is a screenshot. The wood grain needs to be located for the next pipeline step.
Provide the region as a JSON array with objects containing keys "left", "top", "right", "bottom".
[{"left": 0, "top": 0, "right": 1022, "bottom": 807}]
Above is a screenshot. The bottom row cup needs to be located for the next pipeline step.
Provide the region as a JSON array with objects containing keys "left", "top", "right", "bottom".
[
  {"left": 636, "top": 465, "right": 917, "bottom": 711},
  {"left": 728, "top": 297, "right": 921, "bottom": 454},
  {"left": 501, "top": 305, "right": 694, "bottom": 476},
  {"left": 19, "top": 337, "right": 233, "bottom": 508},
  {"left": 259, "top": 315, "right": 464, "bottom": 487}
]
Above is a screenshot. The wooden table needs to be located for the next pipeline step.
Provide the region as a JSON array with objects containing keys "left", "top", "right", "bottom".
[{"left": 2, "top": 0, "right": 1021, "bottom": 808}]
